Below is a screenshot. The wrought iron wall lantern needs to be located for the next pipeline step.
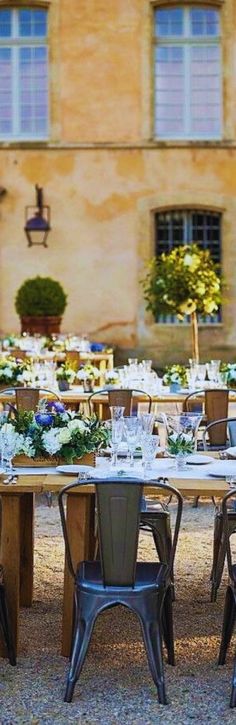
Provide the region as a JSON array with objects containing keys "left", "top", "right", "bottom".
[{"left": 24, "top": 184, "right": 51, "bottom": 247}]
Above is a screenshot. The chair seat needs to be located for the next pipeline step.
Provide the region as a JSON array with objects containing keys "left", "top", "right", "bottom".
[{"left": 77, "top": 560, "right": 168, "bottom": 594}]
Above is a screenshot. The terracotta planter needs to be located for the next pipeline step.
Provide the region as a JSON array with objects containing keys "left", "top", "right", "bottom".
[
  {"left": 20, "top": 316, "right": 62, "bottom": 335},
  {"left": 13, "top": 451, "right": 96, "bottom": 467}
]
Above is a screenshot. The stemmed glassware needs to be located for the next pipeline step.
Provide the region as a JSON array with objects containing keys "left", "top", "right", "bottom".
[
  {"left": 141, "top": 434, "right": 160, "bottom": 477},
  {"left": 123, "top": 416, "right": 141, "bottom": 468}
]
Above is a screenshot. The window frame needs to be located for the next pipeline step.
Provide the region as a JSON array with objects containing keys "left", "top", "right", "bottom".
[
  {"left": 154, "top": 207, "right": 222, "bottom": 324},
  {"left": 153, "top": 4, "right": 222, "bottom": 141},
  {"left": 0, "top": 6, "right": 49, "bottom": 141}
]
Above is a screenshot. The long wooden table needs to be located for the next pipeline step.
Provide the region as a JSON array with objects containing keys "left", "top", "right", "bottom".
[{"left": 0, "top": 467, "right": 231, "bottom": 659}]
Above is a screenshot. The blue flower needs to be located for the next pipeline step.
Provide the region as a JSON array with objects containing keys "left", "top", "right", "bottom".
[
  {"left": 35, "top": 413, "right": 54, "bottom": 427},
  {"left": 47, "top": 401, "right": 65, "bottom": 414}
]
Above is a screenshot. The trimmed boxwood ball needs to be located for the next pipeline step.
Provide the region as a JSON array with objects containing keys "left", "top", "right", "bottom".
[{"left": 15, "top": 276, "right": 67, "bottom": 317}]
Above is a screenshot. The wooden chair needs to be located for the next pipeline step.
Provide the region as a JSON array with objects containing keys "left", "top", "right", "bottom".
[
  {"left": 65, "top": 351, "right": 81, "bottom": 372},
  {"left": 8, "top": 348, "right": 27, "bottom": 360},
  {"left": 0, "top": 387, "right": 61, "bottom": 412},
  {"left": 59, "top": 475, "right": 183, "bottom": 705},
  {"left": 88, "top": 388, "right": 152, "bottom": 419},
  {"left": 184, "top": 389, "right": 232, "bottom": 448},
  {"left": 218, "top": 489, "right": 236, "bottom": 707}
]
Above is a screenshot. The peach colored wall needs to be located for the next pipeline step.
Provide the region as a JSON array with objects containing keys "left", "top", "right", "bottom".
[{"left": 0, "top": 0, "right": 235, "bottom": 364}]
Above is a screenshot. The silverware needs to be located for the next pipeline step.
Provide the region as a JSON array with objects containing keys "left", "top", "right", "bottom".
[{"left": 2, "top": 474, "right": 18, "bottom": 485}]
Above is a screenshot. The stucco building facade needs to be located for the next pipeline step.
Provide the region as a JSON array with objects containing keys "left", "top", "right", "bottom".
[{"left": 0, "top": 0, "right": 235, "bottom": 363}]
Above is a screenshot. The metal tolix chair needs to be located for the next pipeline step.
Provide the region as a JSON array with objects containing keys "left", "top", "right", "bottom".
[
  {"left": 218, "top": 488, "right": 236, "bottom": 707},
  {"left": 59, "top": 475, "right": 183, "bottom": 705},
  {"left": 203, "top": 418, "right": 236, "bottom": 601}
]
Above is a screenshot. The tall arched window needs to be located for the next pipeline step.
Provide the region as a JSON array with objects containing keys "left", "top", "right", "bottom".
[
  {"left": 154, "top": 5, "right": 221, "bottom": 139},
  {"left": 0, "top": 7, "right": 48, "bottom": 139},
  {"left": 155, "top": 208, "right": 222, "bottom": 322}
]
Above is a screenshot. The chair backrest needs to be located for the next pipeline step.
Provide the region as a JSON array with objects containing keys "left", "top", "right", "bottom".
[
  {"left": 88, "top": 388, "right": 152, "bottom": 419},
  {"left": 65, "top": 351, "right": 81, "bottom": 372},
  {"left": 8, "top": 348, "right": 27, "bottom": 360},
  {"left": 58, "top": 476, "right": 183, "bottom": 587},
  {"left": 108, "top": 389, "right": 132, "bottom": 416},
  {"left": 184, "top": 389, "right": 229, "bottom": 446},
  {"left": 202, "top": 417, "right": 236, "bottom": 450},
  {"left": 15, "top": 387, "right": 40, "bottom": 411},
  {"left": 183, "top": 390, "right": 205, "bottom": 413},
  {"left": 0, "top": 386, "right": 61, "bottom": 413}
]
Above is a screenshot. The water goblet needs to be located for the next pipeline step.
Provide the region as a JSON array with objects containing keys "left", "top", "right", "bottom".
[
  {"left": 141, "top": 434, "right": 160, "bottom": 476},
  {"left": 138, "top": 412, "right": 155, "bottom": 434},
  {"left": 109, "top": 406, "right": 125, "bottom": 421},
  {"left": 123, "top": 416, "right": 141, "bottom": 468},
  {"left": 109, "top": 419, "right": 124, "bottom": 468}
]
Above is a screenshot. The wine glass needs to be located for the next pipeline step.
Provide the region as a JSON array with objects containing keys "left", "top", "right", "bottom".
[{"left": 2, "top": 428, "right": 18, "bottom": 473}]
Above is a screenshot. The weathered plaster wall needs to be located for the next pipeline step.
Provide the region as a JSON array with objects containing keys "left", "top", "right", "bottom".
[{"left": 0, "top": 0, "right": 236, "bottom": 364}]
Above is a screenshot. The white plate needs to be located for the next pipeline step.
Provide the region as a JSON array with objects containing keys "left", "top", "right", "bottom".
[
  {"left": 88, "top": 467, "right": 142, "bottom": 479},
  {"left": 56, "top": 465, "right": 95, "bottom": 476},
  {"left": 186, "top": 455, "right": 214, "bottom": 465},
  {"left": 208, "top": 461, "right": 236, "bottom": 478},
  {"left": 226, "top": 447, "right": 236, "bottom": 459}
]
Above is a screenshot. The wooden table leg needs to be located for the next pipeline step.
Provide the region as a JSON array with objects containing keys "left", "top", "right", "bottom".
[
  {"left": 20, "top": 493, "right": 34, "bottom": 607},
  {"left": 0, "top": 495, "right": 21, "bottom": 656},
  {"left": 61, "top": 492, "right": 95, "bottom": 657}
]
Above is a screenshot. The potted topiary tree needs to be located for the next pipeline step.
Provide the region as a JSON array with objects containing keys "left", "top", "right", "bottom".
[
  {"left": 15, "top": 276, "right": 67, "bottom": 335},
  {"left": 142, "top": 244, "right": 222, "bottom": 364}
]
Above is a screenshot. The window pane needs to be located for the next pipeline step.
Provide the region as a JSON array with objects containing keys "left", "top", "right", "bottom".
[
  {"left": 155, "top": 8, "right": 183, "bottom": 37},
  {"left": 190, "top": 46, "right": 221, "bottom": 136},
  {"left": 190, "top": 8, "right": 219, "bottom": 37},
  {"left": 155, "top": 46, "right": 184, "bottom": 136},
  {"left": 19, "top": 9, "right": 47, "bottom": 38},
  {"left": 0, "top": 47, "right": 12, "bottom": 135},
  {"left": 0, "top": 9, "right": 11, "bottom": 38},
  {"left": 19, "top": 46, "right": 48, "bottom": 136}
]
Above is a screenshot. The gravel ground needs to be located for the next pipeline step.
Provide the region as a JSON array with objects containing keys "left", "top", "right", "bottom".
[{"left": 0, "top": 496, "right": 235, "bottom": 725}]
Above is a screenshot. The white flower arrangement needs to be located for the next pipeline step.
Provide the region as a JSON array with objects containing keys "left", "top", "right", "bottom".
[
  {"left": 0, "top": 403, "right": 109, "bottom": 463},
  {"left": 77, "top": 364, "right": 100, "bottom": 381},
  {"left": 0, "top": 356, "right": 33, "bottom": 386},
  {"left": 105, "top": 369, "right": 120, "bottom": 385}
]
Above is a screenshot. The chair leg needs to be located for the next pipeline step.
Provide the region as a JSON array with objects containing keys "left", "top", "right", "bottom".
[
  {"left": 192, "top": 496, "right": 199, "bottom": 508},
  {"left": 64, "top": 595, "right": 97, "bottom": 703},
  {"left": 138, "top": 597, "right": 167, "bottom": 705},
  {"left": 0, "top": 585, "right": 16, "bottom": 666},
  {"left": 218, "top": 586, "right": 236, "bottom": 666},
  {"left": 210, "top": 513, "right": 223, "bottom": 602},
  {"left": 162, "top": 586, "right": 175, "bottom": 665},
  {"left": 230, "top": 657, "right": 236, "bottom": 708}
]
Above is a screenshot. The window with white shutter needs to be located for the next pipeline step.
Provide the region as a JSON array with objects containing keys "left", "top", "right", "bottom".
[
  {"left": 154, "top": 6, "right": 221, "bottom": 139},
  {"left": 0, "top": 8, "right": 48, "bottom": 140}
]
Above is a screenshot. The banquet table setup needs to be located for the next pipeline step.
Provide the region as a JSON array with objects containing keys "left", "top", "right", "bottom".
[{"left": 0, "top": 451, "right": 233, "bottom": 659}]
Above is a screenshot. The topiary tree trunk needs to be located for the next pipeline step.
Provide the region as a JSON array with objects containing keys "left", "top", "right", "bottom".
[{"left": 190, "top": 311, "right": 199, "bottom": 364}]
